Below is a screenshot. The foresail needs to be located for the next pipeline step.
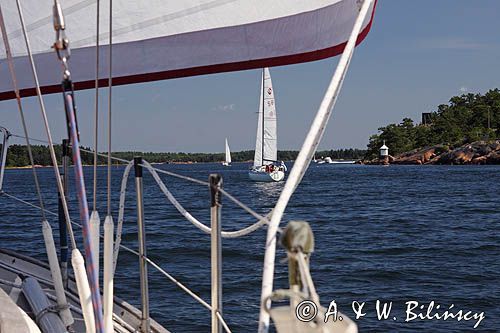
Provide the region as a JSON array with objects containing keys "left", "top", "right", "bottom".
[
  {"left": 0, "top": 0, "right": 377, "bottom": 100},
  {"left": 263, "top": 68, "right": 277, "bottom": 164},
  {"left": 254, "top": 73, "right": 264, "bottom": 167},
  {"left": 225, "top": 138, "right": 231, "bottom": 164}
]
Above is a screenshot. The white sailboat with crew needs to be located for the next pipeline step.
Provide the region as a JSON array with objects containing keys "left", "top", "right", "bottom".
[{"left": 249, "top": 68, "right": 286, "bottom": 182}]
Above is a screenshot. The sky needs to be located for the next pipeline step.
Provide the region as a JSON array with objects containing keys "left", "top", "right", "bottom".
[{"left": 1, "top": 0, "right": 499, "bottom": 153}]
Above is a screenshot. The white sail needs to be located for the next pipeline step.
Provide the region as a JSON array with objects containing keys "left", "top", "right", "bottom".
[
  {"left": 0, "top": 0, "right": 376, "bottom": 100},
  {"left": 254, "top": 68, "right": 278, "bottom": 167},
  {"left": 225, "top": 138, "right": 231, "bottom": 164}
]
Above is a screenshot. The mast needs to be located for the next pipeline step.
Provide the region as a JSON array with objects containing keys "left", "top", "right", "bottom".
[{"left": 261, "top": 69, "right": 265, "bottom": 165}]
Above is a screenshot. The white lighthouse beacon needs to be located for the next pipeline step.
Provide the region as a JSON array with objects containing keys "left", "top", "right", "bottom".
[{"left": 379, "top": 140, "right": 389, "bottom": 164}]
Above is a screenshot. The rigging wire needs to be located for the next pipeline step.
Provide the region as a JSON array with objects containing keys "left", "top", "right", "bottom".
[
  {"left": 93, "top": 0, "right": 100, "bottom": 211},
  {"left": 0, "top": 6, "right": 46, "bottom": 221},
  {"left": 13, "top": 0, "right": 77, "bottom": 250},
  {"left": 7, "top": 133, "right": 275, "bottom": 235},
  {"left": 52, "top": 0, "right": 105, "bottom": 330},
  {"left": 107, "top": 0, "right": 113, "bottom": 217}
]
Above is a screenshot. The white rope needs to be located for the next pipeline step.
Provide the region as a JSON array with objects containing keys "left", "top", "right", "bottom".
[
  {"left": 258, "top": 1, "right": 375, "bottom": 331},
  {"left": 296, "top": 253, "right": 319, "bottom": 306},
  {"left": 216, "top": 311, "right": 233, "bottom": 333},
  {"left": 112, "top": 160, "right": 134, "bottom": 273},
  {"left": 142, "top": 160, "right": 270, "bottom": 238},
  {"left": 9, "top": 136, "right": 275, "bottom": 239}
]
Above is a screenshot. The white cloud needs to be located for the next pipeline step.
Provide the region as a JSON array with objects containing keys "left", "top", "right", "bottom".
[
  {"left": 459, "top": 86, "right": 468, "bottom": 93},
  {"left": 212, "top": 104, "right": 235, "bottom": 112}
]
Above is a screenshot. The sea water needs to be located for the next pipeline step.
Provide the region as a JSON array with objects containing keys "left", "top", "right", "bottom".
[{"left": 1, "top": 163, "right": 498, "bottom": 332}]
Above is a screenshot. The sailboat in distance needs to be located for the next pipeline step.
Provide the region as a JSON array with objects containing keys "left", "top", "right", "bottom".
[
  {"left": 249, "top": 68, "right": 286, "bottom": 182},
  {"left": 222, "top": 138, "right": 231, "bottom": 166}
]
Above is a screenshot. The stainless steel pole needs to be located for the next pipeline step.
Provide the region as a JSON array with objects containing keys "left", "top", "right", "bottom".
[
  {"left": 134, "top": 157, "right": 150, "bottom": 333},
  {"left": 209, "top": 174, "right": 222, "bottom": 333},
  {"left": 59, "top": 139, "right": 70, "bottom": 287}
]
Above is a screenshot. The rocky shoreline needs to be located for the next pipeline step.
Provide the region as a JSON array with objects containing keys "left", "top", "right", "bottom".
[{"left": 361, "top": 140, "right": 500, "bottom": 165}]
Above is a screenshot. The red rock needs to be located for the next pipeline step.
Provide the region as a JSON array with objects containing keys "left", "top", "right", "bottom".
[
  {"left": 393, "top": 146, "right": 446, "bottom": 165},
  {"left": 486, "top": 151, "right": 500, "bottom": 164}
]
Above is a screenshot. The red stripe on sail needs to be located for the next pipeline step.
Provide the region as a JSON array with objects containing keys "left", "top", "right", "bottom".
[{"left": 0, "top": 2, "right": 377, "bottom": 101}]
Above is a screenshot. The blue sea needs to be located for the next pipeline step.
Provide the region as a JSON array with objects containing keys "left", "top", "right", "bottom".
[{"left": 1, "top": 163, "right": 499, "bottom": 332}]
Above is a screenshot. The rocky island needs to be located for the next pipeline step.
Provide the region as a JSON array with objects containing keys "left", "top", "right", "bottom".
[
  {"left": 362, "top": 140, "right": 500, "bottom": 165},
  {"left": 362, "top": 89, "right": 499, "bottom": 165}
]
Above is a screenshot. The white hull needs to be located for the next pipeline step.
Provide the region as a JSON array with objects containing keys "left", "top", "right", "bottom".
[
  {"left": 317, "top": 157, "right": 355, "bottom": 164},
  {"left": 319, "top": 160, "right": 356, "bottom": 164},
  {"left": 221, "top": 162, "right": 231, "bottom": 166},
  {"left": 330, "top": 160, "right": 355, "bottom": 164},
  {"left": 248, "top": 169, "right": 285, "bottom": 182}
]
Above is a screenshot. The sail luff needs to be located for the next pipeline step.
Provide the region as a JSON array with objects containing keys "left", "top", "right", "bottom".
[
  {"left": 261, "top": 68, "right": 265, "bottom": 163},
  {"left": 253, "top": 71, "right": 264, "bottom": 167},
  {"left": 262, "top": 68, "right": 277, "bottom": 164}
]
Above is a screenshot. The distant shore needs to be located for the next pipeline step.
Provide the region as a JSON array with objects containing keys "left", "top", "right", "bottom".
[
  {"left": 2, "top": 146, "right": 366, "bottom": 169},
  {"left": 5, "top": 160, "right": 257, "bottom": 169}
]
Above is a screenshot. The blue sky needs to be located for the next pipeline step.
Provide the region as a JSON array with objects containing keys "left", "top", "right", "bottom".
[{"left": 1, "top": 0, "right": 499, "bottom": 153}]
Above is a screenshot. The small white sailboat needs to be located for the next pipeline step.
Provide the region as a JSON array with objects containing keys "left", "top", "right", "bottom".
[
  {"left": 222, "top": 138, "right": 231, "bottom": 166},
  {"left": 249, "top": 68, "right": 286, "bottom": 182}
]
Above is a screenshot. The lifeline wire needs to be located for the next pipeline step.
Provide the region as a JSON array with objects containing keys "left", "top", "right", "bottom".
[
  {"left": 8, "top": 132, "right": 274, "bottom": 235},
  {"left": 1, "top": 190, "right": 233, "bottom": 333}
]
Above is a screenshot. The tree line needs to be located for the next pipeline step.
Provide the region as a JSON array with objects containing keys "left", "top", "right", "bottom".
[
  {"left": 365, "top": 89, "right": 500, "bottom": 159},
  {"left": 2, "top": 145, "right": 367, "bottom": 167}
]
